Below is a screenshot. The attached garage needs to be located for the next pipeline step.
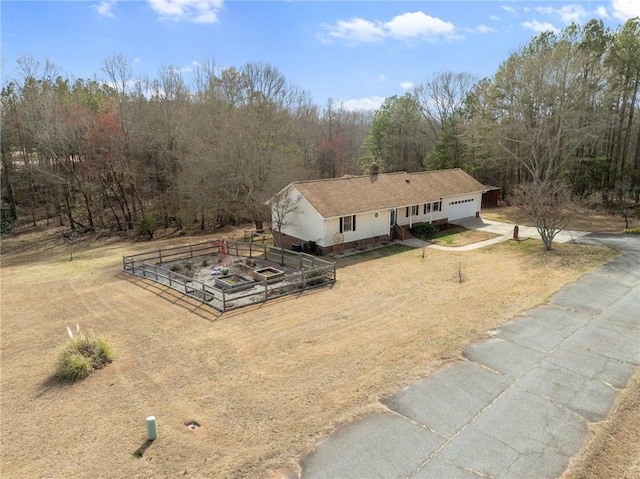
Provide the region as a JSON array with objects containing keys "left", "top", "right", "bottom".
[{"left": 447, "top": 197, "right": 478, "bottom": 221}]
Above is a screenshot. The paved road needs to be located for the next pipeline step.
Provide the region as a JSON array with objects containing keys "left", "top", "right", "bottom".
[{"left": 301, "top": 234, "right": 640, "bottom": 479}]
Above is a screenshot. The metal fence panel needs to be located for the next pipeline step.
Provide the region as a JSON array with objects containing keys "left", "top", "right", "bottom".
[{"left": 123, "top": 242, "right": 335, "bottom": 312}]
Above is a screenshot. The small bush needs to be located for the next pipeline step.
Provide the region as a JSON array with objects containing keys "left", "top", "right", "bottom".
[
  {"left": 1, "top": 203, "right": 15, "bottom": 234},
  {"left": 411, "top": 224, "right": 440, "bottom": 237},
  {"left": 137, "top": 213, "right": 160, "bottom": 240},
  {"left": 56, "top": 326, "right": 114, "bottom": 382},
  {"left": 624, "top": 227, "right": 640, "bottom": 235}
]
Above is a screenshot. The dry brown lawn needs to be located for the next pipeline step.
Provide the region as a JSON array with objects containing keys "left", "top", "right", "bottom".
[
  {"left": 482, "top": 205, "right": 636, "bottom": 233},
  {"left": 0, "top": 221, "right": 619, "bottom": 479}
]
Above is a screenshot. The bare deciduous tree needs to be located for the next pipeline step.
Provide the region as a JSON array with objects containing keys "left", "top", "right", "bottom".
[
  {"left": 513, "top": 180, "right": 577, "bottom": 250},
  {"left": 268, "top": 188, "right": 302, "bottom": 264},
  {"left": 413, "top": 71, "right": 476, "bottom": 143}
]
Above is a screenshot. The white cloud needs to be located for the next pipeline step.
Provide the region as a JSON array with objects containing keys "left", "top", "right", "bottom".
[
  {"left": 521, "top": 20, "right": 560, "bottom": 33},
  {"left": 320, "top": 17, "right": 385, "bottom": 43},
  {"left": 557, "top": 5, "right": 588, "bottom": 23},
  {"left": 385, "top": 11, "right": 455, "bottom": 39},
  {"left": 379, "top": 74, "right": 386, "bottom": 81},
  {"left": 319, "top": 11, "right": 456, "bottom": 44},
  {"left": 501, "top": 5, "right": 517, "bottom": 14},
  {"left": 612, "top": 0, "right": 640, "bottom": 20},
  {"left": 536, "top": 5, "right": 587, "bottom": 23},
  {"left": 490, "top": 14, "right": 500, "bottom": 21},
  {"left": 339, "top": 96, "right": 386, "bottom": 111},
  {"left": 596, "top": 6, "right": 609, "bottom": 18},
  {"left": 472, "top": 24, "right": 498, "bottom": 33},
  {"left": 148, "top": 0, "right": 223, "bottom": 24},
  {"left": 94, "top": 0, "right": 117, "bottom": 18},
  {"left": 400, "top": 81, "right": 415, "bottom": 90}
]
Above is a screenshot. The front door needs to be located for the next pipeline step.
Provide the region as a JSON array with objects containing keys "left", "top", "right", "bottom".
[{"left": 389, "top": 209, "right": 396, "bottom": 234}]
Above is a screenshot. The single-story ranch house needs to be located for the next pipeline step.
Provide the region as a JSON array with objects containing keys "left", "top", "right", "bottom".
[{"left": 269, "top": 168, "right": 487, "bottom": 255}]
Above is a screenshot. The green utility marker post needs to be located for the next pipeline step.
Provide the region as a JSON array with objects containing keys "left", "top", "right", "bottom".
[{"left": 146, "top": 416, "right": 157, "bottom": 441}]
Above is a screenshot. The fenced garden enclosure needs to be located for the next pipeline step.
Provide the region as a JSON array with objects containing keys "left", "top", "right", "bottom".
[{"left": 122, "top": 240, "right": 336, "bottom": 312}]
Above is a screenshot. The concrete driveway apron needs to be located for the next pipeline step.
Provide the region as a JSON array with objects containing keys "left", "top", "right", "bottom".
[{"left": 301, "top": 234, "right": 639, "bottom": 479}]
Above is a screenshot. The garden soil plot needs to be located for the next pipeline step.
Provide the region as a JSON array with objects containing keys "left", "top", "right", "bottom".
[
  {"left": 0, "top": 227, "right": 617, "bottom": 479},
  {"left": 159, "top": 254, "right": 304, "bottom": 309}
]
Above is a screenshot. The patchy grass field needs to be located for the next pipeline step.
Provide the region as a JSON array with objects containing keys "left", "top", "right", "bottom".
[
  {"left": 0, "top": 222, "right": 619, "bottom": 479},
  {"left": 428, "top": 227, "right": 501, "bottom": 247}
]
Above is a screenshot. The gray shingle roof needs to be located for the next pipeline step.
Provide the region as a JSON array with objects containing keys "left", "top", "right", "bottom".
[{"left": 293, "top": 168, "right": 486, "bottom": 218}]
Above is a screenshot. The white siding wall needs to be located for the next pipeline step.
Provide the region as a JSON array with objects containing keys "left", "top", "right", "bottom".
[
  {"left": 325, "top": 210, "right": 390, "bottom": 246},
  {"left": 274, "top": 189, "right": 483, "bottom": 247},
  {"left": 275, "top": 187, "right": 325, "bottom": 244},
  {"left": 395, "top": 202, "right": 447, "bottom": 227}
]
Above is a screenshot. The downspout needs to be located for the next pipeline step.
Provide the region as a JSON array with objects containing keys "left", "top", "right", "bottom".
[{"left": 324, "top": 219, "right": 327, "bottom": 247}]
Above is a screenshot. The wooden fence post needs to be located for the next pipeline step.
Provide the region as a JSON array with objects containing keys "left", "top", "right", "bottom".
[{"left": 158, "top": 249, "right": 162, "bottom": 264}]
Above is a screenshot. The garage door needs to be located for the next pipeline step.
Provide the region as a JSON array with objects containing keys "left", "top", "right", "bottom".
[{"left": 447, "top": 198, "right": 476, "bottom": 220}]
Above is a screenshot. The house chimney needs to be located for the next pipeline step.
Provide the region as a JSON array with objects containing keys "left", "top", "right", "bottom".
[{"left": 369, "top": 164, "right": 379, "bottom": 176}]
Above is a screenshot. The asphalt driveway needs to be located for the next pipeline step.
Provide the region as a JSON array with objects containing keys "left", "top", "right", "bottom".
[{"left": 301, "top": 234, "right": 640, "bottom": 478}]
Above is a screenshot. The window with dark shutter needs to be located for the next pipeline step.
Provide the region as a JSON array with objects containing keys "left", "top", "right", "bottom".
[{"left": 341, "top": 215, "right": 354, "bottom": 232}]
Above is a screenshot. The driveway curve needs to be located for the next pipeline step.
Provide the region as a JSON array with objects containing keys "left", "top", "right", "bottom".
[
  {"left": 401, "top": 217, "right": 591, "bottom": 251},
  {"left": 301, "top": 234, "right": 639, "bottom": 479}
]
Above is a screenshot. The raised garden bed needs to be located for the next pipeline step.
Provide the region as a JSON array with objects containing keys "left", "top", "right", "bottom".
[
  {"left": 214, "top": 274, "right": 254, "bottom": 293},
  {"left": 253, "top": 267, "right": 285, "bottom": 282}
]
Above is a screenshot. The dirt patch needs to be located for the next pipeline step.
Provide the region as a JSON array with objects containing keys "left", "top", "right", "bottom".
[{"left": 0, "top": 225, "right": 618, "bottom": 479}]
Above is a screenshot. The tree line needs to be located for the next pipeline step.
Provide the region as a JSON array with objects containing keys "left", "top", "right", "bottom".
[
  {"left": 363, "top": 19, "right": 640, "bottom": 203},
  {"left": 1, "top": 18, "right": 638, "bottom": 236},
  {"left": 1, "top": 56, "right": 372, "bottom": 235}
]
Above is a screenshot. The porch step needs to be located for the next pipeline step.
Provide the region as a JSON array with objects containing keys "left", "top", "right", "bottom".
[{"left": 393, "top": 224, "right": 414, "bottom": 240}]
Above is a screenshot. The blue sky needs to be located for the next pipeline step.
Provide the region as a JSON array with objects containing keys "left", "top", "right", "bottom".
[{"left": 2, "top": 0, "right": 638, "bottom": 110}]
